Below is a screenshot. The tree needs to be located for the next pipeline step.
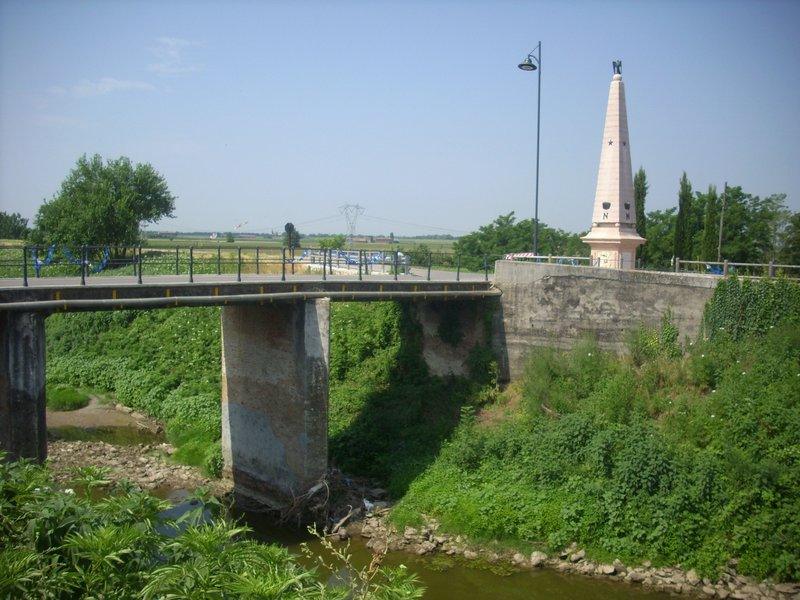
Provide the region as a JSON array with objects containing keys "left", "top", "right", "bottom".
[
  {"left": 453, "top": 212, "right": 587, "bottom": 270},
  {"left": 644, "top": 208, "right": 678, "bottom": 270},
  {"left": 778, "top": 212, "right": 800, "bottom": 265},
  {"left": 0, "top": 212, "right": 29, "bottom": 239},
  {"left": 31, "top": 154, "right": 175, "bottom": 247},
  {"left": 283, "top": 222, "right": 302, "bottom": 249},
  {"left": 633, "top": 167, "right": 648, "bottom": 263},
  {"left": 673, "top": 172, "right": 693, "bottom": 260},
  {"left": 225, "top": 232, "right": 235, "bottom": 243},
  {"left": 699, "top": 185, "right": 720, "bottom": 261},
  {"left": 318, "top": 234, "right": 346, "bottom": 250}
]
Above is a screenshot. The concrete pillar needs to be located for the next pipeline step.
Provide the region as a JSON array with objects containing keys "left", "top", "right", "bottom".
[
  {"left": 414, "top": 300, "right": 493, "bottom": 378},
  {"left": 0, "top": 311, "right": 47, "bottom": 462},
  {"left": 221, "top": 300, "right": 329, "bottom": 507}
]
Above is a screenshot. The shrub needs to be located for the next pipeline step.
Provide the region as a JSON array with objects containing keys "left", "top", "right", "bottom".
[{"left": 46, "top": 385, "right": 90, "bottom": 411}]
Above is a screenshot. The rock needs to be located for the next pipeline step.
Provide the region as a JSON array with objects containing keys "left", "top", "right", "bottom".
[
  {"left": 530, "top": 551, "right": 548, "bottom": 567},
  {"left": 702, "top": 586, "right": 716, "bottom": 596},
  {"left": 463, "top": 550, "right": 478, "bottom": 560},
  {"left": 403, "top": 527, "right": 418, "bottom": 540},
  {"left": 774, "top": 583, "right": 800, "bottom": 594},
  {"left": 717, "top": 590, "right": 730, "bottom": 599},
  {"left": 687, "top": 570, "right": 701, "bottom": 586},
  {"left": 369, "top": 488, "right": 388, "bottom": 499},
  {"left": 642, "top": 560, "right": 652, "bottom": 568},
  {"left": 512, "top": 553, "right": 527, "bottom": 566},
  {"left": 627, "top": 571, "right": 646, "bottom": 583},
  {"left": 598, "top": 564, "right": 616, "bottom": 575},
  {"left": 569, "top": 549, "right": 586, "bottom": 563},
  {"left": 416, "top": 541, "right": 436, "bottom": 555}
]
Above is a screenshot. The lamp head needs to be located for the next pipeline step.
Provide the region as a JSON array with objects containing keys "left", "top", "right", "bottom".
[{"left": 518, "top": 56, "right": 537, "bottom": 71}]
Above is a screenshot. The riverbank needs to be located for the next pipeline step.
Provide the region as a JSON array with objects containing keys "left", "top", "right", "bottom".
[{"left": 42, "top": 435, "right": 798, "bottom": 600}]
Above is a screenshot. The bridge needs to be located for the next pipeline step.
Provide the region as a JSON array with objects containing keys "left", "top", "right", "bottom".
[
  {"left": 0, "top": 260, "right": 723, "bottom": 507},
  {"left": 0, "top": 271, "right": 498, "bottom": 506}
]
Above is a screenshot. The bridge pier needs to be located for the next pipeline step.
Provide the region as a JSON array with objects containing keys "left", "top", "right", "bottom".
[
  {"left": 221, "top": 300, "right": 329, "bottom": 507},
  {"left": 0, "top": 311, "right": 46, "bottom": 462}
]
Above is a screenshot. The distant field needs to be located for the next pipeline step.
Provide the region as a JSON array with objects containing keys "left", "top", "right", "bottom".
[{"left": 143, "top": 235, "right": 457, "bottom": 252}]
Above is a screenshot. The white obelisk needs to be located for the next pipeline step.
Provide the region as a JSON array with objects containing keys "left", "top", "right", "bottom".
[{"left": 581, "top": 62, "right": 645, "bottom": 269}]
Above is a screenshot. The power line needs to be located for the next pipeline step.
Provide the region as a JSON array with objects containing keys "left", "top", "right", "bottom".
[{"left": 340, "top": 204, "right": 366, "bottom": 245}]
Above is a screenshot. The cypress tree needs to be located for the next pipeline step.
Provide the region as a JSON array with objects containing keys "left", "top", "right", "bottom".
[
  {"left": 700, "top": 185, "right": 719, "bottom": 261},
  {"left": 634, "top": 167, "right": 648, "bottom": 263},
  {"left": 673, "top": 172, "right": 693, "bottom": 261}
]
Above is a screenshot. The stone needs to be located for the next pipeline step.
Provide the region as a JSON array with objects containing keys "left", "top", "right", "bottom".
[
  {"left": 569, "top": 549, "right": 586, "bottom": 563},
  {"left": 686, "top": 570, "right": 701, "bottom": 586},
  {"left": 598, "top": 564, "right": 616, "bottom": 575},
  {"left": 512, "top": 553, "right": 527, "bottom": 566},
  {"left": 530, "top": 551, "right": 548, "bottom": 567},
  {"left": 774, "top": 583, "right": 800, "bottom": 594},
  {"left": 642, "top": 560, "right": 652, "bottom": 568},
  {"left": 463, "top": 550, "right": 478, "bottom": 560},
  {"left": 717, "top": 590, "right": 730, "bottom": 599},
  {"left": 702, "top": 586, "right": 716, "bottom": 596},
  {"left": 627, "top": 571, "right": 646, "bottom": 583}
]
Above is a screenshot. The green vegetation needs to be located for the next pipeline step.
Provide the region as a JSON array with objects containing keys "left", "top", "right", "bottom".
[
  {"left": 328, "top": 302, "right": 495, "bottom": 496},
  {"left": 46, "top": 308, "right": 223, "bottom": 476},
  {"left": 30, "top": 154, "right": 175, "bottom": 247},
  {"left": 391, "top": 278, "right": 800, "bottom": 582},
  {"left": 46, "top": 385, "right": 90, "bottom": 411},
  {"left": 0, "top": 457, "right": 422, "bottom": 599},
  {"left": 43, "top": 277, "right": 800, "bottom": 583},
  {"left": 0, "top": 211, "right": 29, "bottom": 239}
]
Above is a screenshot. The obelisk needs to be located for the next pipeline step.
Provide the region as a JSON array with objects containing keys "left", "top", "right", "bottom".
[{"left": 581, "top": 60, "right": 645, "bottom": 269}]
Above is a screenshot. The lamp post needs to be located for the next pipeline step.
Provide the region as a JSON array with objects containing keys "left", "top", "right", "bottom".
[{"left": 518, "top": 42, "right": 542, "bottom": 256}]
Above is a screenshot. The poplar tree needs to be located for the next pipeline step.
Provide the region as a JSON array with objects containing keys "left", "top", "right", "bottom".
[
  {"left": 673, "top": 172, "right": 693, "bottom": 261},
  {"left": 700, "top": 185, "right": 719, "bottom": 261},
  {"left": 633, "top": 167, "right": 648, "bottom": 263}
]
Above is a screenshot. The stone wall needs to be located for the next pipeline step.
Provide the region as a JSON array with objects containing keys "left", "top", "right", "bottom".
[{"left": 492, "top": 261, "right": 718, "bottom": 381}]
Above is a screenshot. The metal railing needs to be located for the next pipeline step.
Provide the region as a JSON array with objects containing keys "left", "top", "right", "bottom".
[
  {"left": 0, "top": 245, "right": 500, "bottom": 287},
  {"left": 675, "top": 259, "right": 800, "bottom": 279}
]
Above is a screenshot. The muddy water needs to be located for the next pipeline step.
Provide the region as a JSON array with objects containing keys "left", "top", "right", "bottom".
[{"left": 235, "top": 509, "right": 674, "bottom": 600}]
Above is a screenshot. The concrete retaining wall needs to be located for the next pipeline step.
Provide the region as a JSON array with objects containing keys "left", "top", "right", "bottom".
[{"left": 493, "top": 261, "right": 718, "bottom": 381}]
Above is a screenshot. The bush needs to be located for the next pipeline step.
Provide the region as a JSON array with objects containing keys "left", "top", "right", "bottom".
[{"left": 46, "top": 385, "right": 90, "bottom": 411}]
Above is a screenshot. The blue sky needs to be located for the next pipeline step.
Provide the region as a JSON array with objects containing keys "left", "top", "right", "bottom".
[{"left": 1, "top": 0, "right": 798, "bottom": 236}]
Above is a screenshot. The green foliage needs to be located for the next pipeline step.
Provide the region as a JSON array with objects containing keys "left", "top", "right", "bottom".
[
  {"left": 47, "top": 385, "right": 90, "bottom": 411},
  {"left": 0, "top": 211, "right": 29, "bottom": 239},
  {"left": 703, "top": 277, "right": 800, "bottom": 340},
  {"left": 699, "top": 185, "right": 720, "bottom": 261},
  {"left": 627, "top": 312, "right": 681, "bottom": 366},
  {"left": 392, "top": 321, "right": 800, "bottom": 582},
  {"left": 318, "top": 234, "right": 347, "bottom": 250},
  {"left": 634, "top": 167, "right": 648, "bottom": 262},
  {"left": 453, "top": 212, "right": 588, "bottom": 270},
  {"left": 642, "top": 208, "right": 677, "bottom": 269},
  {"left": 674, "top": 172, "right": 694, "bottom": 260},
  {"left": 0, "top": 458, "right": 421, "bottom": 599},
  {"left": 283, "top": 222, "right": 302, "bottom": 249},
  {"left": 31, "top": 154, "right": 175, "bottom": 247},
  {"left": 779, "top": 212, "right": 800, "bottom": 265},
  {"left": 46, "top": 308, "right": 222, "bottom": 474}
]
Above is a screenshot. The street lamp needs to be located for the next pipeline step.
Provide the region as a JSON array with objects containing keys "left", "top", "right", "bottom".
[{"left": 518, "top": 42, "right": 542, "bottom": 256}]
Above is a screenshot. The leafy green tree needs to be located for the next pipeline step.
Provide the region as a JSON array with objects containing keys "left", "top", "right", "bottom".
[
  {"left": 717, "top": 187, "right": 788, "bottom": 263},
  {"left": 644, "top": 208, "right": 677, "bottom": 269},
  {"left": 634, "top": 167, "right": 648, "bottom": 262},
  {"left": 225, "top": 232, "right": 234, "bottom": 243},
  {"left": 453, "top": 212, "right": 587, "bottom": 270},
  {"left": 779, "top": 212, "right": 800, "bottom": 265},
  {"left": 31, "top": 154, "right": 175, "bottom": 247},
  {"left": 0, "top": 211, "right": 29, "bottom": 239},
  {"left": 673, "top": 172, "right": 693, "bottom": 260},
  {"left": 318, "top": 234, "right": 347, "bottom": 250},
  {"left": 699, "top": 185, "right": 720, "bottom": 261}
]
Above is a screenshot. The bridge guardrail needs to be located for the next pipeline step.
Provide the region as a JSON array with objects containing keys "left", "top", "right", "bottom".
[
  {"left": 674, "top": 258, "right": 800, "bottom": 279},
  {"left": 0, "top": 245, "right": 502, "bottom": 286}
]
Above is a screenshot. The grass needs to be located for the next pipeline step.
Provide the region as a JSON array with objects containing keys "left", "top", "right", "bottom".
[{"left": 46, "top": 385, "right": 90, "bottom": 411}]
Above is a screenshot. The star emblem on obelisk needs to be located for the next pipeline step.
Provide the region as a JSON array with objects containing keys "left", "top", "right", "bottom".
[{"left": 608, "top": 139, "right": 613, "bottom": 145}]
